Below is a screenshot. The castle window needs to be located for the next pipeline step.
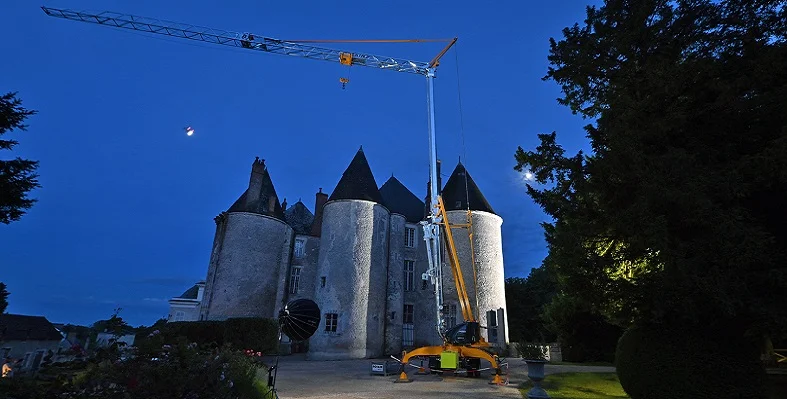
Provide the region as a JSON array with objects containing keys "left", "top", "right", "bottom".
[
  {"left": 325, "top": 313, "right": 338, "bottom": 332},
  {"left": 289, "top": 267, "right": 301, "bottom": 294},
  {"left": 320, "top": 276, "right": 326, "bottom": 287},
  {"left": 174, "top": 311, "right": 185, "bottom": 322},
  {"left": 403, "top": 304, "right": 414, "bottom": 347},
  {"left": 443, "top": 303, "right": 457, "bottom": 328},
  {"left": 403, "top": 304, "right": 414, "bottom": 324},
  {"left": 403, "top": 260, "right": 415, "bottom": 291},
  {"left": 405, "top": 227, "right": 415, "bottom": 248},
  {"left": 294, "top": 238, "right": 305, "bottom": 258},
  {"left": 487, "top": 310, "right": 498, "bottom": 343}
]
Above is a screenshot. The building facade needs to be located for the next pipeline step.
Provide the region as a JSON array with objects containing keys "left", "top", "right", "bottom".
[{"left": 172, "top": 147, "right": 508, "bottom": 360}]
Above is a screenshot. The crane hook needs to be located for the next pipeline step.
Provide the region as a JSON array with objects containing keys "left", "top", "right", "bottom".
[{"left": 339, "top": 77, "right": 349, "bottom": 89}]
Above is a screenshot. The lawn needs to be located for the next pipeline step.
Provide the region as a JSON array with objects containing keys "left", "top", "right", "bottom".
[{"left": 519, "top": 372, "right": 629, "bottom": 399}]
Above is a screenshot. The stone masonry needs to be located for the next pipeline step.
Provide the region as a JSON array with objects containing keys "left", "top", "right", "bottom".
[{"left": 193, "top": 147, "right": 509, "bottom": 360}]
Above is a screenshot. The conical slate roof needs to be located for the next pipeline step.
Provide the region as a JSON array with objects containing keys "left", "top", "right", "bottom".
[
  {"left": 328, "top": 147, "right": 383, "bottom": 203},
  {"left": 227, "top": 161, "right": 286, "bottom": 220},
  {"left": 380, "top": 175, "right": 425, "bottom": 223},
  {"left": 441, "top": 161, "right": 495, "bottom": 214},
  {"left": 284, "top": 200, "right": 315, "bottom": 235}
]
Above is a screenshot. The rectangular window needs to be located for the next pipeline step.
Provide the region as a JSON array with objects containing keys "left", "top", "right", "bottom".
[
  {"left": 443, "top": 303, "right": 457, "bottom": 328},
  {"left": 294, "top": 238, "right": 305, "bottom": 258},
  {"left": 320, "top": 276, "right": 326, "bottom": 287},
  {"left": 325, "top": 313, "right": 338, "bottom": 332},
  {"left": 290, "top": 267, "right": 301, "bottom": 294},
  {"left": 487, "top": 310, "right": 499, "bottom": 343},
  {"left": 403, "top": 304, "right": 414, "bottom": 324},
  {"left": 174, "top": 311, "right": 185, "bottom": 322},
  {"left": 402, "top": 305, "right": 414, "bottom": 347},
  {"left": 403, "top": 260, "right": 415, "bottom": 291},
  {"left": 405, "top": 227, "right": 415, "bottom": 247}
]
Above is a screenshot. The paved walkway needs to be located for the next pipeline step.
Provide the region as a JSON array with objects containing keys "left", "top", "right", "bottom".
[{"left": 260, "top": 354, "right": 616, "bottom": 399}]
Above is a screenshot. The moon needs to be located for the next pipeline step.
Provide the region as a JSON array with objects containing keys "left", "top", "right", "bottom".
[{"left": 185, "top": 126, "right": 194, "bottom": 136}]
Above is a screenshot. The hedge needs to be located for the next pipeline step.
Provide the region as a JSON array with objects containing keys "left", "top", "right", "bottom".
[
  {"left": 615, "top": 322, "right": 768, "bottom": 399},
  {"left": 136, "top": 317, "right": 279, "bottom": 354}
]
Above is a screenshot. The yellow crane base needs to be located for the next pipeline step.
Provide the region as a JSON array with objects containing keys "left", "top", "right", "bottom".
[{"left": 396, "top": 344, "right": 504, "bottom": 384}]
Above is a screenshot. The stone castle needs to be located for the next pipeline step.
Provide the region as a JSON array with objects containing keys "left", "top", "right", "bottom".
[{"left": 168, "top": 147, "right": 509, "bottom": 360}]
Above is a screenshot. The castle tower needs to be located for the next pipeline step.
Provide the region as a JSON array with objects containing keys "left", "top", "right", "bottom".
[
  {"left": 440, "top": 161, "right": 509, "bottom": 348},
  {"left": 200, "top": 157, "right": 294, "bottom": 321},
  {"left": 307, "top": 147, "right": 390, "bottom": 360}
]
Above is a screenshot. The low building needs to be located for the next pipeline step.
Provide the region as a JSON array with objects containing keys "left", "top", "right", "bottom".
[
  {"left": 0, "top": 314, "right": 63, "bottom": 371},
  {"left": 167, "top": 281, "right": 205, "bottom": 322}
]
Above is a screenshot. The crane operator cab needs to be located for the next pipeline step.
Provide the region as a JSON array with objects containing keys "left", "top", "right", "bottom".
[{"left": 444, "top": 321, "right": 481, "bottom": 346}]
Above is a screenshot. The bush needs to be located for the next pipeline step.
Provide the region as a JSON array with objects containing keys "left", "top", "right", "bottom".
[
  {"left": 515, "top": 343, "right": 548, "bottom": 360},
  {"left": 135, "top": 317, "right": 279, "bottom": 355},
  {"left": 615, "top": 322, "right": 768, "bottom": 399},
  {"left": 224, "top": 318, "right": 279, "bottom": 354},
  {"left": 543, "top": 294, "right": 623, "bottom": 363}
]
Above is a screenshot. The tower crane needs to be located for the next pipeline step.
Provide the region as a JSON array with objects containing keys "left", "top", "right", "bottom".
[{"left": 41, "top": 6, "right": 504, "bottom": 384}]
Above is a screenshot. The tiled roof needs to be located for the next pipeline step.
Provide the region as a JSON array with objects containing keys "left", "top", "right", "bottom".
[
  {"left": 0, "top": 314, "right": 62, "bottom": 342},
  {"left": 379, "top": 176, "right": 425, "bottom": 223},
  {"left": 328, "top": 147, "right": 383, "bottom": 204},
  {"left": 285, "top": 201, "right": 315, "bottom": 235},
  {"left": 440, "top": 161, "right": 495, "bottom": 214}
]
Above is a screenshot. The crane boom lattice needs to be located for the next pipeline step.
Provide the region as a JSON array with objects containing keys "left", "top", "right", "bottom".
[{"left": 41, "top": 6, "right": 431, "bottom": 75}]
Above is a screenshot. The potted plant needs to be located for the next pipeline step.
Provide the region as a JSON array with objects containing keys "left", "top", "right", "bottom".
[{"left": 515, "top": 343, "right": 550, "bottom": 399}]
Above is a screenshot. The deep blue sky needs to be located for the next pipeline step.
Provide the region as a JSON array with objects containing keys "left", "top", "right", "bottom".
[{"left": 1, "top": 0, "right": 597, "bottom": 327}]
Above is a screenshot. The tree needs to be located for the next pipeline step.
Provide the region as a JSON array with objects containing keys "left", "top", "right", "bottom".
[
  {"left": 0, "top": 91, "right": 40, "bottom": 224},
  {"left": 505, "top": 265, "right": 558, "bottom": 343},
  {"left": 0, "top": 282, "right": 8, "bottom": 313},
  {"left": 515, "top": 0, "right": 787, "bottom": 344}
]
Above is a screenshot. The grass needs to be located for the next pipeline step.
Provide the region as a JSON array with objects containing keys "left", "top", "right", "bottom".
[
  {"left": 519, "top": 372, "right": 629, "bottom": 399},
  {"left": 548, "top": 361, "right": 615, "bottom": 367}
]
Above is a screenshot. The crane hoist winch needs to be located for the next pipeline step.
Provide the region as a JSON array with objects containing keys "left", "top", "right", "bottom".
[{"left": 41, "top": 5, "right": 504, "bottom": 385}]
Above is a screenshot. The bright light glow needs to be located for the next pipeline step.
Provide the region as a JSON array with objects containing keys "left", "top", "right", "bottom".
[
  {"left": 525, "top": 172, "right": 534, "bottom": 180},
  {"left": 185, "top": 127, "right": 194, "bottom": 136}
]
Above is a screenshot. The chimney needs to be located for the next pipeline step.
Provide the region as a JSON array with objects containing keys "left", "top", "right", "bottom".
[
  {"left": 245, "top": 157, "right": 266, "bottom": 209},
  {"left": 310, "top": 187, "right": 329, "bottom": 236}
]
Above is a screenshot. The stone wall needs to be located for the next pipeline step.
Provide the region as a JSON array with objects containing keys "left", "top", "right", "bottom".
[
  {"left": 284, "top": 234, "right": 320, "bottom": 303},
  {"left": 307, "top": 200, "right": 390, "bottom": 360},
  {"left": 406, "top": 222, "right": 442, "bottom": 348},
  {"left": 384, "top": 213, "right": 405, "bottom": 355},
  {"left": 443, "top": 210, "right": 508, "bottom": 346},
  {"left": 201, "top": 212, "right": 293, "bottom": 320}
]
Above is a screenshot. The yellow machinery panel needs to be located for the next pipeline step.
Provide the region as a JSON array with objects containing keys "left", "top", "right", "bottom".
[{"left": 440, "top": 351, "right": 459, "bottom": 369}]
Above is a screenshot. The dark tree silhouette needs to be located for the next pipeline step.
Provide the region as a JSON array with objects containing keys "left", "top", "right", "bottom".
[
  {"left": 1, "top": 91, "right": 40, "bottom": 224},
  {"left": 0, "top": 282, "right": 9, "bottom": 314}
]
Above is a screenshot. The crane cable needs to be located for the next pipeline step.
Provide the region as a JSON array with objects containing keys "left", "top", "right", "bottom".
[{"left": 453, "top": 43, "right": 480, "bottom": 322}]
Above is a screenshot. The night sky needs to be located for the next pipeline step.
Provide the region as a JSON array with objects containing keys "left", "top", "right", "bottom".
[{"left": 1, "top": 0, "right": 597, "bottom": 327}]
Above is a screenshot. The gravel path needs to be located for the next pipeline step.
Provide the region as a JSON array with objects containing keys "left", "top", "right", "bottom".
[{"left": 260, "top": 354, "right": 616, "bottom": 399}]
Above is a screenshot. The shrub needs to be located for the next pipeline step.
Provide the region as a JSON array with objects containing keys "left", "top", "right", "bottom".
[
  {"left": 224, "top": 317, "right": 279, "bottom": 354},
  {"left": 515, "top": 343, "right": 548, "bottom": 360},
  {"left": 615, "top": 322, "right": 768, "bottom": 399},
  {"left": 135, "top": 318, "right": 279, "bottom": 354}
]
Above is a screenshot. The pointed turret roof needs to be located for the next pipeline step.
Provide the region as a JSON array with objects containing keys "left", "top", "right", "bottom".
[
  {"left": 328, "top": 147, "right": 383, "bottom": 203},
  {"left": 284, "top": 200, "right": 315, "bottom": 235},
  {"left": 227, "top": 160, "right": 286, "bottom": 220},
  {"left": 440, "top": 161, "right": 495, "bottom": 214},
  {"left": 380, "top": 175, "right": 425, "bottom": 223}
]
